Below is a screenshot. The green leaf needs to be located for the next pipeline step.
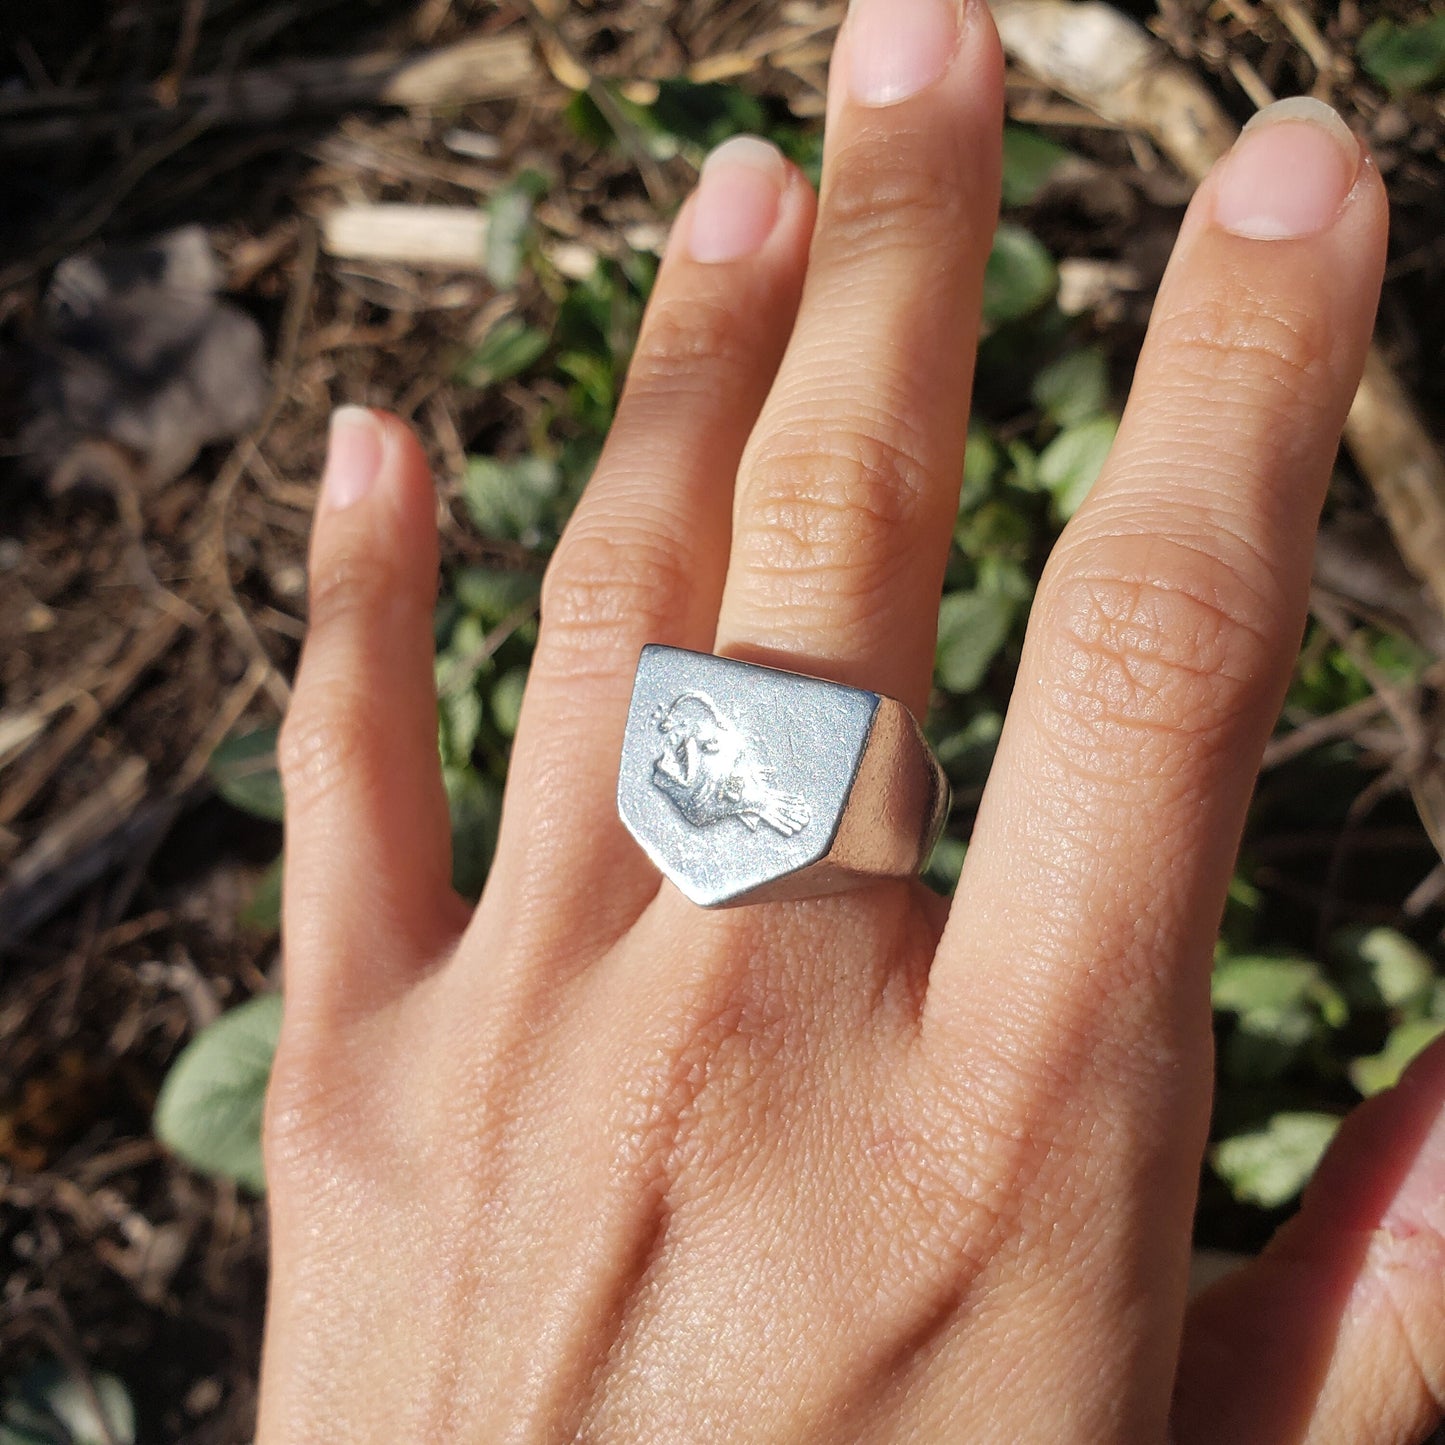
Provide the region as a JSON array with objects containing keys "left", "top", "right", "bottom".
[
  {"left": 647, "top": 79, "right": 768, "bottom": 154},
  {"left": 936, "top": 589, "right": 1015, "bottom": 694},
  {"left": 451, "top": 567, "right": 541, "bottom": 626},
  {"left": 1002, "top": 438, "right": 1039, "bottom": 493},
  {"left": 438, "top": 681, "right": 485, "bottom": 767},
  {"left": 982, "top": 224, "right": 1057, "bottom": 324},
  {"left": 1211, "top": 1112, "right": 1339, "bottom": 1209},
  {"left": 154, "top": 994, "right": 282, "bottom": 1194},
  {"left": 1351, "top": 1018, "right": 1445, "bottom": 1097},
  {"left": 2, "top": 1362, "right": 135, "bottom": 1445},
  {"left": 208, "top": 728, "right": 284, "bottom": 823},
  {"left": 491, "top": 667, "right": 529, "bottom": 739},
  {"left": 462, "top": 456, "right": 562, "bottom": 543},
  {"left": 1332, "top": 927, "right": 1436, "bottom": 1014},
  {"left": 240, "top": 854, "right": 283, "bottom": 933},
  {"left": 447, "top": 767, "right": 502, "bottom": 900},
  {"left": 1374, "top": 630, "right": 1431, "bottom": 686},
  {"left": 775, "top": 126, "right": 826, "bottom": 188},
  {"left": 1032, "top": 347, "right": 1109, "bottom": 428},
  {"left": 977, "top": 554, "right": 1034, "bottom": 606},
  {"left": 558, "top": 349, "right": 618, "bottom": 419},
  {"left": 1001, "top": 124, "right": 1072, "bottom": 207},
  {"left": 1222, "top": 1009, "right": 1317, "bottom": 1083},
  {"left": 485, "top": 170, "right": 549, "bottom": 288},
  {"left": 954, "top": 498, "right": 1033, "bottom": 562},
  {"left": 960, "top": 425, "right": 1001, "bottom": 510},
  {"left": 1359, "top": 14, "right": 1445, "bottom": 96},
  {"left": 1037, "top": 414, "right": 1118, "bottom": 521},
  {"left": 924, "top": 836, "right": 968, "bottom": 895},
  {"left": 564, "top": 88, "right": 613, "bottom": 147},
  {"left": 1213, "top": 955, "right": 1335, "bottom": 1016},
  {"left": 1213, "top": 953, "right": 1347, "bottom": 1082},
  {"left": 933, "top": 709, "right": 1004, "bottom": 784},
  {"left": 456, "top": 317, "right": 550, "bottom": 389}
]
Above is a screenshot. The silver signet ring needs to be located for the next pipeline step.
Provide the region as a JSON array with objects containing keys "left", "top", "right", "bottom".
[{"left": 618, "top": 646, "right": 951, "bottom": 908}]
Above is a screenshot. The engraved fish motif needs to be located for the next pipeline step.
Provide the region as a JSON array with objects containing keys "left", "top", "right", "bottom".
[{"left": 651, "top": 692, "right": 811, "bottom": 838}]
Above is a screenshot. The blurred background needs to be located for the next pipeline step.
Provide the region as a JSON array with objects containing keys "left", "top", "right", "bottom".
[{"left": 2, "top": 1, "right": 1444, "bottom": 1440}]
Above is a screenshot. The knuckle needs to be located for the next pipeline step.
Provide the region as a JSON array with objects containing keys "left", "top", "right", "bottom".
[
  {"left": 626, "top": 293, "right": 756, "bottom": 406},
  {"left": 1374, "top": 1223, "right": 1445, "bottom": 1425},
  {"left": 262, "top": 1022, "right": 396, "bottom": 1193},
  {"left": 306, "top": 542, "right": 399, "bottom": 629},
  {"left": 309, "top": 540, "right": 433, "bottom": 641},
  {"left": 737, "top": 429, "right": 928, "bottom": 606},
  {"left": 277, "top": 691, "right": 371, "bottom": 813},
  {"left": 261, "top": 1034, "right": 349, "bottom": 1181},
  {"left": 537, "top": 524, "right": 691, "bottom": 674},
  {"left": 820, "top": 127, "right": 974, "bottom": 262},
  {"left": 1157, "top": 284, "right": 1332, "bottom": 419},
  {"left": 1036, "top": 531, "right": 1283, "bottom": 763}
]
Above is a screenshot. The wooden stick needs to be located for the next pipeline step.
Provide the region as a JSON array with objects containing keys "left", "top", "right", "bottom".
[
  {"left": 321, "top": 201, "right": 600, "bottom": 278},
  {"left": 323, "top": 204, "right": 490, "bottom": 268}
]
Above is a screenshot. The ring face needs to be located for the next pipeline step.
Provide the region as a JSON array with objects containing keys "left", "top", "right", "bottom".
[{"left": 618, "top": 647, "right": 949, "bottom": 908}]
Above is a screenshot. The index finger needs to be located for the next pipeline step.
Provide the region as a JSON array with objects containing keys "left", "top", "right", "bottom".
[{"left": 927, "top": 94, "right": 1387, "bottom": 1304}]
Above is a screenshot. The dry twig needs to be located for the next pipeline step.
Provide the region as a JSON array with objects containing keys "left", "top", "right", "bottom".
[
  {"left": 0, "top": 603, "right": 190, "bottom": 829},
  {"left": 197, "top": 224, "right": 322, "bottom": 714},
  {"left": 0, "top": 35, "right": 540, "bottom": 150}
]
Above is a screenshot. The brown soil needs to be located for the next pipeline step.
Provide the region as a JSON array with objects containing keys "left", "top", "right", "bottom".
[{"left": 1, "top": 2, "right": 1443, "bottom": 1440}]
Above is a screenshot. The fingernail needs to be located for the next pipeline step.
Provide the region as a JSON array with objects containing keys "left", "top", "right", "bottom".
[
  {"left": 688, "top": 137, "right": 787, "bottom": 265},
  {"left": 847, "top": 0, "right": 958, "bottom": 108},
  {"left": 1215, "top": 97, "right": 1360, "bottom": 241},
  {"left": 322, "top": 406, "right": 384, "bottom": 511}
]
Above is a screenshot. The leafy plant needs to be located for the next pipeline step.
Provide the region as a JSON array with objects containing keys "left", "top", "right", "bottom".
[
  {"left": 485, "top": 168, "right": 551, "bottom": 289},
  {"left": 982, "top": 223, "right": 1058, "bottom": 325},
  {"left": 1351, "top": 1018, "right": 1445, "bottom": 1097},
  {"left": 1212, "top": 1112, "right": 1340, "bottom": 1210},
  {"left": 1212, "top": 951, "right": 1347, "bottom": 1084},
  {"left": 935, "top": 588, "right": 1016, "bottom": 695},
  {"left": 1359, "top": 13, "right": 1445, "bottom": 96},
  {"left": 1036, "top": 413, "right": 1118, "bottom": 522},
  {"left": 1000, "top": 124, "right": 1072, "bottom": 207},
  {"left": 178, "top": 79, "right": 1445, "bottom": 1240},
  {"left": 208, "top": 727, "right": 283, "bottom": 823},
  {"left": 456, "top": 316, "right": 551, "bottom": 389},
  {"left": 154, "top": 994, "right": 282, "bottom": 1193}
]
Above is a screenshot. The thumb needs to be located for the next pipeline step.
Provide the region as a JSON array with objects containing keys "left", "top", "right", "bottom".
[
  {"left": 1174, "top": 1036, "right": 1445, "bottom": 1444},
  {"left": 280, "top": 409, "right": 464, "bottom": 1026}
]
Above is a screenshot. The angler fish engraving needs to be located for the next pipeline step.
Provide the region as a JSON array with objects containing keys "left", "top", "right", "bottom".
[{"left": 651, "top": 692, "right": 811, "bottom": 838}]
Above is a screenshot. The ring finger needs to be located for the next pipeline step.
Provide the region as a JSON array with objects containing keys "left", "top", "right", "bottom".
[
  {"left": 712, "top": 0, "right": 1004, "bottom": 718},
  {"left": 482, "top": 139, "right": 816, "bottom": 951}
]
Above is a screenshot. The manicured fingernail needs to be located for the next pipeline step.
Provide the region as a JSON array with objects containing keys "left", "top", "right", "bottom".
[
  {"left": 322, "top": 406, "right": 384, "bottom": 511},
  {"left": 688, "top": 137, "right": 787, "bottom": 265},
  {"left": 1215, "top": 97, "right": 1360, "bottom": 241},
  {"left": 847, "top": 0, "right": 958, "bottom": 108}
]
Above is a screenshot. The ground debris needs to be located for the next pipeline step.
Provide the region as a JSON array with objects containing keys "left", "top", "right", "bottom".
[{"left": 20, "top": 228, "right": 268, "bottom": 497}]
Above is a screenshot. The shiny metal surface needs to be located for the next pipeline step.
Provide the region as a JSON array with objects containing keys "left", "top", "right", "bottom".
[{"left": 618, "top": 646, "right": 950, "bottom": 908}]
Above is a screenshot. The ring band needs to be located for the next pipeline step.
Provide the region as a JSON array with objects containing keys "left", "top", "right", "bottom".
[{"left": 618, "top": 646, "right": 950, "bottom": 908}]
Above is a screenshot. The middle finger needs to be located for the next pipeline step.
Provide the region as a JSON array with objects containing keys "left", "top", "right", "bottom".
[{"left": 712, "top": 0, "right": 1004, "bottom": 718}]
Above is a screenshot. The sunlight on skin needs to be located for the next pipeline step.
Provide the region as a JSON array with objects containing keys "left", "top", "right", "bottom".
[{"left": 254, "top": 4, "right": 1445, "bottom": 1442}]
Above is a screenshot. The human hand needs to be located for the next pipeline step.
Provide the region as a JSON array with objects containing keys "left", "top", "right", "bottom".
[{"left": 256, "top": 2, "right": 1442, "bottom": 1440}]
